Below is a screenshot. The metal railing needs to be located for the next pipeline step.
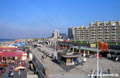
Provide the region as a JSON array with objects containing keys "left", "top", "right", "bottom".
[
  {"left": 27, "top": 46, "right": 46, "bottom": 78},
  {"left": 32, "top": 55, "right": 46, "bottom": 78}
]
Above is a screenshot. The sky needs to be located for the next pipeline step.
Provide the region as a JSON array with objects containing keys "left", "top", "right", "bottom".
[{"left": 0, "top": 0, "right": 120, "bottom": 39}]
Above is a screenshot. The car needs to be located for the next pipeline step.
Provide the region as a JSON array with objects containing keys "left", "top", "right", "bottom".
[
  {"left": 0, "top": 67, "right": 6, "bottom": 73},
  {"left": 8, "top": 71, "right": 14, "bottom": 77}
]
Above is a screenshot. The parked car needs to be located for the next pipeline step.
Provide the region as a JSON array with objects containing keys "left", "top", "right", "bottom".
[
  {"left": 8, "top": 70, "right": 14, "bottom": 77},
  {"left": 0, "top": 67, "right": 6, "bottom": 73}
]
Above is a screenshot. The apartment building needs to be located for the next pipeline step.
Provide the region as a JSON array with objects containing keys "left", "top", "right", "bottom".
[
  {"left": 68, "top": 26, "right": 89, "bottom": 41},
  {"left": 68, "top": 20, "right": 120, "bottom": 42}
]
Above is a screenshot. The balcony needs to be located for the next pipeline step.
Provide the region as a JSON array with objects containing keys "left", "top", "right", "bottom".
[{"left": 112, "top": 33, "right": 116, "bottom": 35}]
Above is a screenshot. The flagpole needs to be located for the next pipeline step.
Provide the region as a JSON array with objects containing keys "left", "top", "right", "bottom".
[
  {"left": 55, "top": 39, "right": 57, "bottom": 59},
  {"left": 97, "top": 40, "right": 99, "bottom": 78}
]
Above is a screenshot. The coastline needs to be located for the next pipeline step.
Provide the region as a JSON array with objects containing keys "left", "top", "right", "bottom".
[{"left": 0, "top": 39, "right": 15, "bottom": 42}]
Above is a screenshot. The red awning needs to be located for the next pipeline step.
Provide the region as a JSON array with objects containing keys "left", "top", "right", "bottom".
[
  {"left": 0, "top": 51, "right": 22, "bottom": 57},
  {"left": 15, "top": 41, "right": 19, "bottom": 43},
  {"left": 0, "top": 47, "right": 18, "bottom": 51}
]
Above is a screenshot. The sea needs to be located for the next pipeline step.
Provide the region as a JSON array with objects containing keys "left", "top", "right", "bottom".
[{"left": 0, "top": 39, "right": 15, "bottom": 42}]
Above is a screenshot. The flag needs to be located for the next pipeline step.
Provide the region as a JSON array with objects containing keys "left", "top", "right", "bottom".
[
  {"left": 103, "top": 43, "right": 108, "bottom": 51},
  {"left": 98, "top": 41, "right": 108, "bottom": 51}
]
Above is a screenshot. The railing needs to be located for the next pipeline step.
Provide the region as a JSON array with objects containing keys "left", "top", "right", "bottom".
[
  {"left": 32, "top": 54, "right": 46, "bottom": 78},
  {"left": 27, "top": 46, "right": 46, "bottom": 78}
]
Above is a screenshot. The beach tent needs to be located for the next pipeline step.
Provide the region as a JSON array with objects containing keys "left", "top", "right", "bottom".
[{"left": 12, "top": 42, "right": 25, "bottom": 46}]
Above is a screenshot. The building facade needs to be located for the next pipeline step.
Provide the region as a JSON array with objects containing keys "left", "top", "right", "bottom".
[
  {"left": 59, "top": 33, "right": 68, "bottom": 39},
  {"left": 52, "top": 29, "right": 59, "bottom": 39},
  {"left": 68, "top": 20, "right": 120, "bottom": 41}
]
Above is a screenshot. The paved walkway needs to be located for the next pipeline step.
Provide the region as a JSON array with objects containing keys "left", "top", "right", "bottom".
[
  {"left": 27, "top": 75, "right": 38, "bottom": 78},
  {"left": 29, "top": 46, "right": 120, "bottom": 78},
  {"left": 27, "top": 69, "right": 38, "bottom": 78},
  {"left": 30, "top": 47, "right": 65, "bottom": 74}
]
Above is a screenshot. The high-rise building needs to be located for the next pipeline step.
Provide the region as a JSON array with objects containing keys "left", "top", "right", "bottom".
[
  {"left": 68, "top": 27, "right": 74, "bottom": 40},
  {"left": 68, "top": 20, "right": 120, "bottom": 41},
  {"left": 68, "top": 26, "right": 89, "bottom": 41},
  {"left": 52, "top": 29, "right": 59, "bottom": 39}
]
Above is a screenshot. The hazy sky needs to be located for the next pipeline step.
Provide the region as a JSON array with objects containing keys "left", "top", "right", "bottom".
[{"left": 0, "top": 0, "right": 120, "bottom": 39}]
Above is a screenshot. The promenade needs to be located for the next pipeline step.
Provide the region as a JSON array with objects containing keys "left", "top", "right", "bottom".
[{"left": 29, "top": 46, "right": 120, "bottom": 78}]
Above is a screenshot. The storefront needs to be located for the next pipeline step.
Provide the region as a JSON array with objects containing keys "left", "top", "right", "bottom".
[
  {"left": 0, "top": 47, "right": 18, "bottom": 52},
  {"left": 0, "top": 51, "right": 22, "bottom": 63},
  {"left": 62, "top": 54, "right": 79, "bottom": 65},
  {"left": 58, "top": 52, "right": 79, "bottom": 66}
]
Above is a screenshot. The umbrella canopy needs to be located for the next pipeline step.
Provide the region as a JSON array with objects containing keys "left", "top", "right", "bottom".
[
  {"left": 15, "top": 66, "right": 26, "bottom": 70},
  {"left": 13, "top": 68, "right": 19, "bottom": 71}
]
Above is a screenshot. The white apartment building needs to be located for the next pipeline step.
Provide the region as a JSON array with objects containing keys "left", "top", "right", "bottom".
[{"left": 68, "top": 20, "right": 120, "bottom": 41}]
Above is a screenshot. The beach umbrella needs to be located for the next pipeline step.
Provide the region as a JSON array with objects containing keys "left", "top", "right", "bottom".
[
  {"left": 17, "top": 66, "right": 26, "bottom": 69},
  {"left": 14, "top": 66, "right": 26, "bottom": 71},
  {"left": 13, "top": 68, "right": 19, "bottom": 71}
]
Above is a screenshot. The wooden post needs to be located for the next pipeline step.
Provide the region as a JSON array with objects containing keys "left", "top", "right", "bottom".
[
  {"left": 45, "top": 68, "right": 49, "bottom": 78},
  {"left": 79, "top": 49, "right": 81, "bottom": 54},
  {"left": 83, "top": 50, "right": 86, "bottom": 57},
  {"left": 72, "top": 48, "right": 74, "bottom": 53},
  {"left": 87, "top": 50, "right": 90, "bottom": 58}
]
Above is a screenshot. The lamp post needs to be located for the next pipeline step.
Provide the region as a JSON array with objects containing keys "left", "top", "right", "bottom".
[{"left": 54, "top": 38, "right": 57, "bottom": 60}]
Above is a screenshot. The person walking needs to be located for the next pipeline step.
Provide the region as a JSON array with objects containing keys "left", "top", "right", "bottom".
[
  {"left": 41, "top": 55, "right": 44, "bottom": 63},
  {"left": 51, "top": 53, "right": 54, "bottom": 59}
]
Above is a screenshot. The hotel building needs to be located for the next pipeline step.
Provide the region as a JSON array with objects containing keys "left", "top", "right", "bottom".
[{"left": 68, "top": 20, "right": 120, "bottom": 42}]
